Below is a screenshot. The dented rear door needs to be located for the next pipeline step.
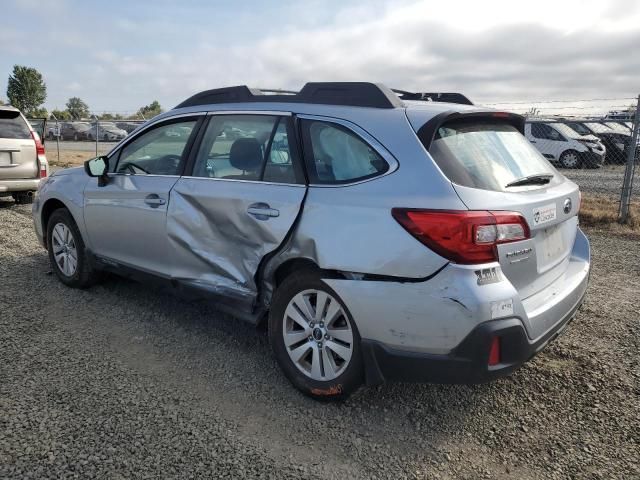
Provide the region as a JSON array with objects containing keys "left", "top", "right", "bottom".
[{"left": 167, "top": 113, "right": 306, "bottom": 306}]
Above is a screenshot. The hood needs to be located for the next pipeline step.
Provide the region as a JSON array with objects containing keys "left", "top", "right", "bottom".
[{"left": 573, "top": 134, "right": 600, "bottom": 142}]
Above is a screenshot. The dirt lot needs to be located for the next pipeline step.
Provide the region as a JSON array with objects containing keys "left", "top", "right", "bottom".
[{"left": 0, "top": 198, "right": 638, "bottom": 479}]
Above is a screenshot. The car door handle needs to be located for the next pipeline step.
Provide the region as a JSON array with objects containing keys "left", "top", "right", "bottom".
[
  {"left": 247, "top": 203, "right": 279, "bottom": 219},
  {"left": 530, "top": 140, "right": 537, "bottom": 143},
  {"left": 144, "top": 194, "right": 166, "bottom": 208}
]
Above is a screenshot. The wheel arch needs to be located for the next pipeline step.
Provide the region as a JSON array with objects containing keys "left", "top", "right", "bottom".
[{"left": 41, "top": 198, "right": 75, "bottom": 249}]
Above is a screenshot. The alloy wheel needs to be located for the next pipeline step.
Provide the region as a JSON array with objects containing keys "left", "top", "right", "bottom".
[
  {"left": 561, "top": 151, "right": 579, "bottom": 168},
  {"left": 282, "top": 289, "right": 354, "bottom": 381},
  {"left": 51, "top": 223, "right": 78, "bottom": 277}
]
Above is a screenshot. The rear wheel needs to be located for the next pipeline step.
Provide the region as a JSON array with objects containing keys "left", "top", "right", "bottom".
[
  {"left": 560, "top": 150, "right": 581, "bottom": 169},
  {"left": 269, "top": 271, "right": 363, "bottom": 400},
  {"left": 47, "top": 209, "right": 101, "bottom": 288}
]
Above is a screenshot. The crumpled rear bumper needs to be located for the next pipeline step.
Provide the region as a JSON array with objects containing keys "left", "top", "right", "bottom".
[{"left": 360, "top": 283, "right": 585, "bottom": 385}]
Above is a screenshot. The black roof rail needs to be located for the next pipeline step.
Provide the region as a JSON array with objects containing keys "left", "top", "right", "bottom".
[
  {"left": 175, "top": 82, "right": 404, "bottom": 109},
  {"left": 392, "top": 89, "right": 473, "bottom": 106}
]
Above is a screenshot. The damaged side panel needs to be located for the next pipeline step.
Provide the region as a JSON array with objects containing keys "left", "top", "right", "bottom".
[
  {"left": 324, "top": 264, "right": 521, "bottom": 354},
  {"left": 166, "top": 177, "right": 306, "bottom": 307}
]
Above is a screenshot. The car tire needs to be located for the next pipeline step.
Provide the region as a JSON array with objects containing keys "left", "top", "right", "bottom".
[
  {"left": 103, "top": 134, "right": 109, "bottom": 141},
  {"left": 47, "top": 209, "right": 101, "bottom": 289},
  {"left": 12, "top": 192, "right": 34, "bottom": 204},
  {"left": 269, "top": 270, "right": 364, "bottom": 401},
  {"left": 560, "top": 150, "right": 581, "bottom": 169}
]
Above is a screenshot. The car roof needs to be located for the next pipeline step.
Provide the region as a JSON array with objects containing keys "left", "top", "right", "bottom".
[{"left": 0, "top": 105, "right": 20, "bottom": 113}]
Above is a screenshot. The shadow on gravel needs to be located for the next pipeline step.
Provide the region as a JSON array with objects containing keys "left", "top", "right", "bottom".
[{"left": 80, "top": 273, "right": 500, "bottom": 450}]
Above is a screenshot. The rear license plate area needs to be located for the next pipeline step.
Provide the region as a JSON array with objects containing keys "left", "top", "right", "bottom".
[
  {"left": 0, "top": 152, "right": 11, "bottom": 166},
  {"left": 538, "top": 224, "right": 567, "bottom": 264}
]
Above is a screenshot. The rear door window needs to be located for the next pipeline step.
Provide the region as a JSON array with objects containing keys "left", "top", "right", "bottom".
[
  {"left": 429, "top": 122, "right": 558, "bottom": 192},
  {"left": 0, "top": 110, "right": 31, "bottom": 139}
]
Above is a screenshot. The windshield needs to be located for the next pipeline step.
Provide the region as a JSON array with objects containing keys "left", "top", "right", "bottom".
[
  {"left": 553, "top": 123, "right": 583, "bottom": 138},
  {"left": 566, "top": 122, "right": 591, "bottom": 135},
  {"left": 429, "top": 122, "right": 557, "bottom": 192},
  {"left": 585, "top": 122, "right": 613, "bottom": 133},
  {"left": 604, "top": 123, "right": 630, "bottom": 133}
]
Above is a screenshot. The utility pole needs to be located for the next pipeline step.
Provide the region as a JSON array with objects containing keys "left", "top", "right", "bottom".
[{"left": 619, "top": 94, "right": 640, "bottom": 223}]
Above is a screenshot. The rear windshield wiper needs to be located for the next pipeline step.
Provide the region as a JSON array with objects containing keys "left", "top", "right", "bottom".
[{"left": 505, "top": 174, "right": 554, "bottom": 188}]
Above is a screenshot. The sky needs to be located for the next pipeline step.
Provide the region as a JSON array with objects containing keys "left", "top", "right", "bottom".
[{"left": 2, "top": 0, "right": 640, "bottom": 116}]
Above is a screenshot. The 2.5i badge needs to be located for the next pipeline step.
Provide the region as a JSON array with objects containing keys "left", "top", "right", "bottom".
[{"left": 532, "top": 203, "right": 556, "bottom": 226}]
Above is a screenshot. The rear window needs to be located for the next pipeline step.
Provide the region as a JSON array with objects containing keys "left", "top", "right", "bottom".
[
  {"left": 0, "top": 110, "right": 31, "bottom": 139},
  {"left": 429, "top": 122, "right": 557, "bottom": 192}
]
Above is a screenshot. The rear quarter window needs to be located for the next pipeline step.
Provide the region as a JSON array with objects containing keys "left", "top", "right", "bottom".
[
  {"left": 301, "top": 120, "right": 388, "bottom": 184},
  {"left": 429, "top": 122, "right": 558, "bottom": 192},
  {"left": 0, "top": 110, "right": 31, "bottom": 139}
]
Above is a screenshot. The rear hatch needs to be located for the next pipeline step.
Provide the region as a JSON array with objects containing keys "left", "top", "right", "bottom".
[
  {"left": 411, "top": 111, "right": 580, "bottom": 301},
  {"left": 0, "top": 109, "right": 38, "bottom": 179}
]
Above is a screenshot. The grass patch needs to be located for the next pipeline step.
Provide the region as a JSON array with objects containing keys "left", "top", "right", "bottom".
[
  {"left": 579, "top": 193, "right": 640, "bottom": 238},
  {"left": 47, "top": 150, "right": 99, "bottom": 168}
]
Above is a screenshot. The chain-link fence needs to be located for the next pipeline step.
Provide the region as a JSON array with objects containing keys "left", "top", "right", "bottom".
[
  {"left": 482, "top": 96, "right": 639, "bottom": 223},
  {"left": 40, "top": 119, "right": 145, "bottom": 158}
]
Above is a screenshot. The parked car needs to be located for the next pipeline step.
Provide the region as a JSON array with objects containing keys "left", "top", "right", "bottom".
[
  {"left": 116, "top": 121, "right": 144, "bottom": 134},
  {"left": 59, "top": 122, "right": 92, "bottom": 141},
  {"left": 47, "top": 123, "right": 62, "bottom": 140},
  {"left": 33, "top": 83, "right": 590, "bottom": 399},
  {"left": 1, "top": 106, "right": 48, "bottom": 204},
  {"left": 525, "top": 120, "right": 605, "bottom": 168},
  {"left": 566, "top": 121, "right": 635, "bottom": 164},
  {"left": 86, "top": 123, "right": 127, "bottom": 141}
]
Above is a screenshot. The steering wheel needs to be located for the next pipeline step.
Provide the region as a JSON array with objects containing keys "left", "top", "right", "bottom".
[
  {"left": 120, "top": 162, "right": 150, "bottom": 174},
  {"left": 162, "top": 154, "right": 182, "bottom": 168}
]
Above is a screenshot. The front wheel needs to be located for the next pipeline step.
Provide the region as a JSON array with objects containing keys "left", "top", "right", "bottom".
[
  {"left": 47, "top": 209, "right": 101, "bottom": 288},
  {"left": 269, "top": 271, "right": 363, "bottom": 400},
  {"left": 560, "top": 150, "right": 581, "bottom": 169}
]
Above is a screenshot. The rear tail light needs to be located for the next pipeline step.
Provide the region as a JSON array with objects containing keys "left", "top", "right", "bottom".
[
  {"left": 31, "top": 131, "right": 45, "bottom": 156},
  {"left": 488, "top": 337, "right": 501, "bottom": 366},
  {"left": 392, "top": 209, "right": 530, "bottom": 264},
  {"left": 31, "top": 131, "right": 47, "bottom": 178}
]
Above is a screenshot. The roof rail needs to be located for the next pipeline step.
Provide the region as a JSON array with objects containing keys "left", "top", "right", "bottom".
[
  {"left": 392, "top": 89, "right": 473, "bottom": 106},
  {"left": 175, "top": 82, "right": 404, "bottom": 109}
]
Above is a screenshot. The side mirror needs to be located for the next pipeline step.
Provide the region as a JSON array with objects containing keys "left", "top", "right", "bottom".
[{"left": 84, "top": 156, "right": 110, "bottom": 187}]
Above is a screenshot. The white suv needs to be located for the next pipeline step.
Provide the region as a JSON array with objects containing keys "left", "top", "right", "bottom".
[
  {"left": 0, "top": 106, "right": 48, "bottom": 203},
  {"left": 525, "top": 121, "right": 605, "bottom": 168}
]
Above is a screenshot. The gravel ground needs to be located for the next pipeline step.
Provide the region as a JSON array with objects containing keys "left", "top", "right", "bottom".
[
  {"left": 1, "top": 198, "right": 638, "bottom": 479},
  {"left": 561, "top": 165, "right": 637, "bottom": 197}
]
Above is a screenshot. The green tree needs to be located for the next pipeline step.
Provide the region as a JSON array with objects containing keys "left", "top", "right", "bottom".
[
  {"left": 6, "top": 65, "right": 47, "bottom": 115},
  {"left": 30, "top": 107, "right": 48, "bottom": 118},
  {"left": 137, "top": 100, "right": 163, "bottom": 119},
  {"left": 50, "top": 109, "right": 71, "bottom": 121},
  {"left": 66, "top": 97, "right": 90, "bottom": 120}
]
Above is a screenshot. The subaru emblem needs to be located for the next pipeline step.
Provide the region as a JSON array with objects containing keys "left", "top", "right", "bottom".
[{"left": 563, "top": 198, "right": 572, "bottom": 214}]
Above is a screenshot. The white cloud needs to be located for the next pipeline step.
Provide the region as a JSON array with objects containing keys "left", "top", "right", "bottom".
[{"left": 3, "top": 0, "right": 640, "bottom": 112}]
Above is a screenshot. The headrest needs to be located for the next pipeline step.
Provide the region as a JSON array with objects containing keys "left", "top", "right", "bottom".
[{"left": 229, "top": 138, "right": 263, "bottom": 171}]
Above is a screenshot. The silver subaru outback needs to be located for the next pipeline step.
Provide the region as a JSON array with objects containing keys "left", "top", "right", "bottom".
[{"left": 32, "top": 83, "right": 590, "bottom": 400}]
